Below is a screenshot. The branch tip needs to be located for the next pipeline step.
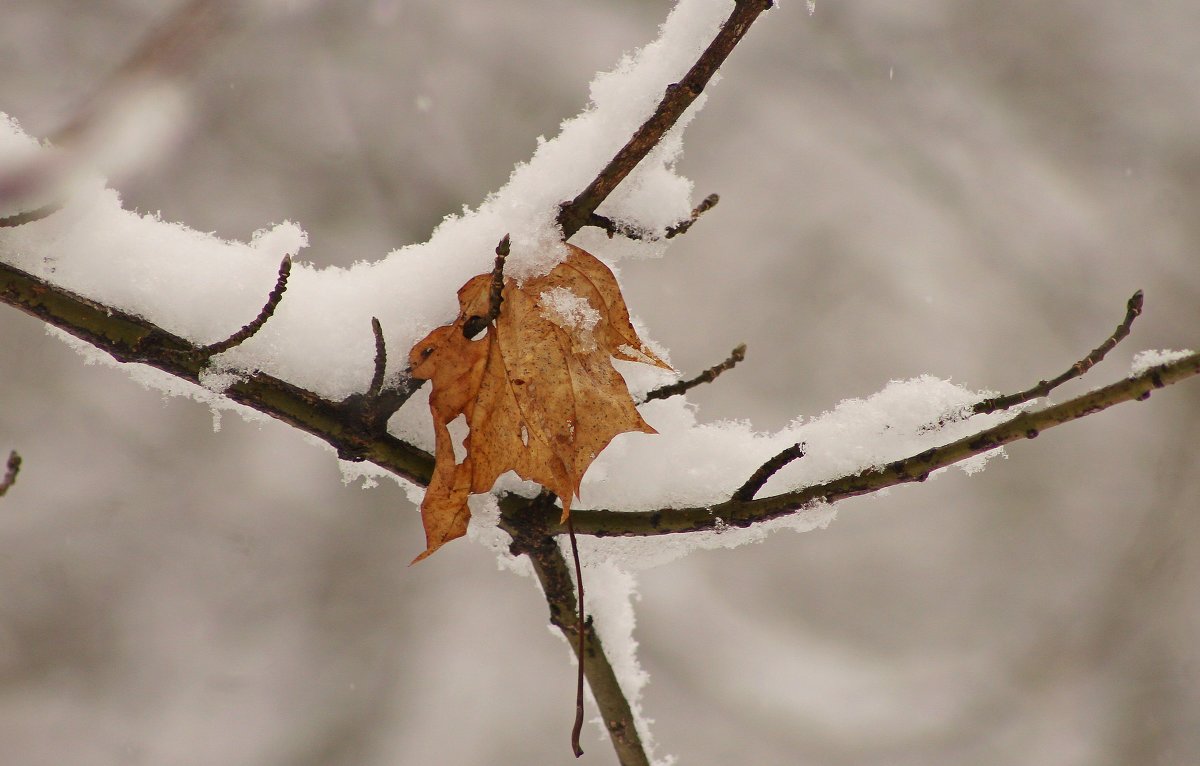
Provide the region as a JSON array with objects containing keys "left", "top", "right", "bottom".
[
  {"left": 368, "top": 316, "right": 387, "bottom": 397},
  {"left": 643, "top": 342, "right": 747, "bottom": 402},
  {"left": 973, "top": 289, "right": 1146, "bottom": 414},
  {"left": 202, "top": 254, "right": 292, "bottom": 355},
  {"left": 733, "top": 442, "right": 805, "bottom": 502}
]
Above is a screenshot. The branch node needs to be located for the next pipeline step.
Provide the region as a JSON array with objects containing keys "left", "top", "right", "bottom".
[
  {"left": 642, "top": 342, "right": 746, "bottom": 402},
  {"left": 733, "top": 441, "right": 805, "bottom": 502},
  {"left": 202, "top": 255, "right": 292, "bottom": 356}
]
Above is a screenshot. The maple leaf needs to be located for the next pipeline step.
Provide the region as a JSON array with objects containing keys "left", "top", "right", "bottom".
[{"left": 408, "top": 244, "right": 671, "bottom": 561}]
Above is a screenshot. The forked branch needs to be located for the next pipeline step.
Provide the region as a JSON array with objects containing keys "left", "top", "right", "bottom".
[
  {"left": 557, "top": 0, "right": 772, "bottom": 239},
  {"left": 563, "top": 349, "right": 1200, "bottom": 537}
]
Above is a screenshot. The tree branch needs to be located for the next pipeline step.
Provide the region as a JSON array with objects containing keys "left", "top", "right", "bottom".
[
  {"left": 501, "top": 494, "right": 651, "bottom": 766},
  {"left": 974, "top": 289, "right": 1144, "bottom": 414},
  {"left": 0, "top": 451, "right": 20, "bottom": 497},
  {"left": 642, "top": 343, "right": 746, "bottom": 402},
  {"left": 557, "top": 0, "right": 772, "bottom": 239},
  {"left": 562, "top": 350, "right": 1200, "bottom": 537},
  {"left": 0, "top": 259, "right": 433, "bottom": 483},
  {"left": 201, "top": 255, "right": 291, "bottom": 355}
]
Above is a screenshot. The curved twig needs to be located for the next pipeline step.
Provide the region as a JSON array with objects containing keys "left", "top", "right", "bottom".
[
  {"left": 974, "top": 290, "right": 1143, "bottom": 414},
  {"left": 201, "top": 255, "right": 291, "bottom": 355}
]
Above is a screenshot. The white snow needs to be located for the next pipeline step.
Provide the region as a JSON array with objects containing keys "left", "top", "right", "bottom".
[
  {"left": 0, "top": 1, "right": 1023, "bottom": 758},
  {"left": 1130, "top": 348, "right": 1194, "bottom": 375}
]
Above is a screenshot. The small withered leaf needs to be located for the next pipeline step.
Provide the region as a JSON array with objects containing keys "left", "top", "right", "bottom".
[{"left": 408, "top": 244, "right": 671, "bottom": 561}]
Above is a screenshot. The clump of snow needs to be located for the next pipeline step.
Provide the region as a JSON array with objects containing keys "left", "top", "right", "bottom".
[
  {"left": 539, "top": 286, "right": 602, "bottom": 351},
  {"left": 1130, "top": 348, "right": 1195, "bottom": 375}
]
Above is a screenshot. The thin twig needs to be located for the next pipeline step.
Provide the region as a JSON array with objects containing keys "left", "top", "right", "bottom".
[
  {"left": 567, "top": 513, "right": 586, "bottom": 758},
  {"left": 487, "top": 235, "right": 509, "bottom": 324},
  {"left": 557, "top": 0, "right": 772, "bottom": 239},
  {"left": 366, "top": 316, "right": 389, "bottom": 397},
  {"left": 202, "top": 255, "right": 291, "bottom": 355},
  {"left": 0, "top": 451, "right": 21, "bottom": 497},
  {"left": 665, "top": 193, "right": 720, "bottom": 238},
  {"left": 563, "top": 350, "right": 1200, "bottom": 538},
  {"left": 463, "top": 235, "right": 509, "bottom": 339},
  {"left": 643, "top": 343, "right": 746, "bottom": 402},
  {"left": 583, "top": 193, "right": 720, "bottom": 241},
  {"left": 733, "top": 442, "right": 805, "bottom": 502},
  {"left": 974, "top": 290, "right": 1144, "bottom": 414}
]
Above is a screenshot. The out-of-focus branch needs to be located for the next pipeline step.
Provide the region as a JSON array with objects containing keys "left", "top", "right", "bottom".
[
  {"left": 557, "top": 0, "right": 772, "bottom": 239},
  {"left": 563, "top": 350, "right": 1200, "bottom": 537},
  {"left": 501, "top": 494, "right": 651, "bottom": 766},
  {"left": 0, "top": 451, "right": 20, "bottom": 497},
  {"left": 0, "top": 0, "right": 237, "bottom": 217},
  {"left": 974, "top": 290, "right": 1144, "bottom": 414}
]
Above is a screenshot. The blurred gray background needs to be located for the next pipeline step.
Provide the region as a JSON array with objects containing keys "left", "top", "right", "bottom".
[{"left": 2, "top": 1, "right": 1198, "bottom": 764}]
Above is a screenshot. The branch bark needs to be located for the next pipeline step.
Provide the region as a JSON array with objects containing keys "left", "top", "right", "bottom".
[
  {"left": 559, "top": 351, "right": 1200, "bottom": 537},
  {"left": 501, "top": 494, "right": 650, "bottom": 766},
  {"left": 557, "top": 0, "right": 772, "bottom": 239}
]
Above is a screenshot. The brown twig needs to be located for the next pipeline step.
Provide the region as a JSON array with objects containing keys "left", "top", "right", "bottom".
[
  {"left": 666, "top": 193, "right": 720, "bottom": 238},
  {"left": 974, "top": 290, "right": 1144, "bottom": 414},
  {"left": 463, "top": 235, "right": 509, "bottom": 340},
  {"left": 0, "top": 451, "right": 21, "bottom": 497},
  {"left": 566, "top": 513, "right": 587, "bottom": 758},
  {"left": 202, "top": 256, "right": 291, "bottom": 355},
  {"left": 733, "top": 442, "right": 805, "bottom": 502},
  {"left": 583, "top": 193, "right": 720, "bottom": 241},
  {"left": 367, "top": 316, "right": 388, "bottom": 397},
  {"left": 557, "top": 0, "right": 772, "bottom": 239},
  {"left": 642, "top": 343, "right": 746, "bottom": 402}
]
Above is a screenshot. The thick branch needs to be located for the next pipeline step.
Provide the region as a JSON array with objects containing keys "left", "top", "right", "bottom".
[
  {"left": 0, "top": 259, "right": 433, "bottom": 484},
  {"left": 562, "top": 351, "right": 1200, "bottom": 537},
  {"left": 501, "top": 495, "right": 650, "bottom": 766},
  {"left": 557, "top": 0, "right": 771, "bottom": 239}
]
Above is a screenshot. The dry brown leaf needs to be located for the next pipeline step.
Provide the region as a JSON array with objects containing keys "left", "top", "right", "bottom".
[{"left": 408, "top": 244, "right": 671, "bottom": 562}]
